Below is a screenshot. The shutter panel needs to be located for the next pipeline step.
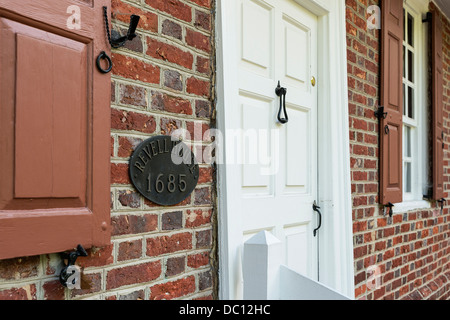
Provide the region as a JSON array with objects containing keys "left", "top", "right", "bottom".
[
  {"left": 0, "top": 0, "right": 111, "bottom": 259},
  {"left": 379, "top": 0, "right": 404, "bottom": 205},
  {"left": 432, "top": 10, "right": 444, "bottom": 201}
]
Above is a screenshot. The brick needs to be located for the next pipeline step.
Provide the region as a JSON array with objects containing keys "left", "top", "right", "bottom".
[
  {"left": 117, "top": 190, "right": 141, "bottom": 209},
  {"left": 111, "top": 163, "right": 130, "bottom": 185},
  {"left": 111, "top": 81, "right": 116, "bottom": 102},
  {"left": 0, "top": 256, "right": 40, "bottom": 281},
  {"left": 43, "top": 280, "right": 65, "bottom": 300},
  {"left": 162, "top": 19, "right": 182, "bottom": 40},
  {"left": 194, "top": 10, "right": 211, "bottom": 31},
  {"left": 149, "top": 276, "right": 195, "bottom": 300},
  {"left": 194, "top": 187, "right": 211, "bottom": 205},
  {"left": 118, "top": 239, "right": 143, "bottom": 261},
  {"left": 198, "top": 167, "right": 213, "bottom": 184},
  {"left": 186, "top": 121, "right": 210, "bottom": 141},
  {"left": 106, "top": 261, "right": 161, "bottom": 290},
  {"left": 111, "top": 213, "right": 158, "bottom": 236},
  {"left": 112, "top": 0, "right": 158, "bottom": 32},
  {"left": 185, "top": 209, "right": 212, "bottom": 228},
  {"left": 166, "top": 256, "right": 186, "bottom": 277},
  {"left": 196, "top": 229, "right": 211, "bottom": 248},
  {"left": 185, "top": 28, "right": 211, "bottom": 53},
  {"left": 111, "top": 135, "right": 115, "bottom": 157},
  {"left": 198, "top": 270, "right": 212, "bottom": 290},
  {"left": 190, "top": 0, "right": 211, "bottom": 8},
  {"left": 187, "top": 252, "right": 209, "bottom": 268},
  {"left": 112, "top": 53, "right": 160, "bottom": 84},
  {"left": 70, "top": 272, "right": 102, "bottom": 297},
  {"left": 195, "top": 100, "right": 212, "bottom": 118},
  {"left": 353, "top": 144, "right": 369, "bottom": 156},
  {"left": 163, "top": 70, "right": 183, "bottom": 91},
  {"left": 186, "top": 76, "right": 210, "bottom": 97},
  {"left": 111, "top": 108, "right": 157, "bottom": 134},
  {"left": 147, "top": 37, "right": 194, "bottom": 69},
  {"left": 146, "top": 232, "right": 193, "bottom": 256},
  {"left": 119, "top": 83, "right": 147, "bottom": 108},
  {"left": 151, "top": 91, "right": 192, "bottom": 115},
  {"left": 119, "top": 290, "right": 145, "bottom": 300},
  {"left": 162, "top": 211, "right": 183, "bottom": 230},
  {"left": 78, "top": 245, "right": 114, "bottom": 268},
  {"left": 160, "top": 117, "right": 182, "bottom": 135},
  {"left": 122, "top": 31, "right": 144, "bottom": 53},
  {"left": 0, "top": 285, "right": 36, "bottom": 300},
  {"left": 353, "top": 118, "right": 368, "bottom": 131},
  {"left": 196, "top": 56, "right": 210, "bottom": 75},
  {"left": 145, "top": 0, "right": 192, "bottom": 22},
  {"left": 118, "top": 136, "right": 143, "bottom": 158}
]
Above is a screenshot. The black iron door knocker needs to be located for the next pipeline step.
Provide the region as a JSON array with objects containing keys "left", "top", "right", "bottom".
[{"left": 275, "top": 81, "right": 288, "bottom": 124}]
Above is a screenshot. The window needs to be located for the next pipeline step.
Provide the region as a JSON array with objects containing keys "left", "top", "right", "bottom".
[
  {"left": 379, "top": 0, "right": 443, "bottom": 210},
  {"left": 401, "top": 4, "right": 429, "bottom": 203}
]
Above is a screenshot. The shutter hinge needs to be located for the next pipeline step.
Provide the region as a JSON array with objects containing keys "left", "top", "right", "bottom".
[{"left": 374, "top": 106, "right": 388, "bottom": 120}]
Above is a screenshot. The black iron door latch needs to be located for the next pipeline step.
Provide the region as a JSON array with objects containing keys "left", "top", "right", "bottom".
[{"left": 313, "top": 201, "right": 322, "bottom": 237}]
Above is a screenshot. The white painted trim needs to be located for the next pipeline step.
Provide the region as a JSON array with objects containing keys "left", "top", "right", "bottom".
[
  {"left": 393, "top": 200, "right": 431, "bottom": 213},
  {"left": 314, "top": 0, "right": 354, "bottom": 298},
  {"left": 215, "top": 0, "right": 354, "bottom": 300}
]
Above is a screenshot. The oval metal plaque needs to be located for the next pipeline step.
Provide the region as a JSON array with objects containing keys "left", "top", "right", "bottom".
[{"left": 129, "top": 136, "right": 199, "bottom": 206}]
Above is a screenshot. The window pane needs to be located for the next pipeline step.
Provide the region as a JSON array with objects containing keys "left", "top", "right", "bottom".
[
  {"left": 403, "top": 46, "right": 406, "bottom": 78},
  {"left": 408, "top": 50, "right": 414, "bottom": 82},
  {"left": 405, "top": 162, "right": 412, "bottom": 193},
  {"left": 403, "top": 9, "right": 406, "bottom": 42},
  {"left": 403, "top": 83, "right": 406, "bottom": 116},
  {"left": 405, "top": 126, "right": 411, "bottom": 157},
  {"left": 408, "top": 86, "right": 414, "bottom": 119},
  {"left": 408, "top": 13, "right": 414, "bottom": 47}
]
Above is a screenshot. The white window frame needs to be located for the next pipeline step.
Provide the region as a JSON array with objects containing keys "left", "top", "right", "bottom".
[{"left": 396, "top": 0, "right": 430, "bottom": 212}]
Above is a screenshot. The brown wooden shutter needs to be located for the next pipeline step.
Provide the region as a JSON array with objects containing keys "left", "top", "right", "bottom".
[
  {"left": 379, "top": 0, "right": 404, "bottom": 205},
  {"left": 0, "top": 0, "right": 111, "bottom": 259},
  {"left": 432, "top": 10, "right": 444, "bottom": 201}
]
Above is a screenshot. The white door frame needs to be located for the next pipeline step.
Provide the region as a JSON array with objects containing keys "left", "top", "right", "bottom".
[{"left": 215, "top": 0, "right": 355, "bottom": 300}]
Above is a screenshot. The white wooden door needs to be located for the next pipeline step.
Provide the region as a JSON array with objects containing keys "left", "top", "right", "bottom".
[{"left": 233, "top": 0, "right": 319, "bottom": 280}]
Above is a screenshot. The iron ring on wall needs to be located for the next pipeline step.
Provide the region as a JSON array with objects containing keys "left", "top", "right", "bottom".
[{"left": 96, "top": 51, "right": 112, "bottom": 74}]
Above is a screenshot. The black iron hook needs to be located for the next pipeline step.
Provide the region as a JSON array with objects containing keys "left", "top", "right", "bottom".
[
  {"left": 385, "top": 202, "right": 394, "bottom": 217},
  {"left": 437, "top": 198, "right": 446, "bottom": 214},
  {"left": 103, "top": 6, "right": 140, "bottom": 48},
  {"left": 59, "top": 244, "right": 88, "bottom": 287}
]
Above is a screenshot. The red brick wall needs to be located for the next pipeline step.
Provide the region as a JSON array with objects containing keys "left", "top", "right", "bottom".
[
  {"left": 347, "top": 0, "right": 450, "bottom": 300},
  {"left": 0, "top": 0, "right": 216, "bottom": 300}
]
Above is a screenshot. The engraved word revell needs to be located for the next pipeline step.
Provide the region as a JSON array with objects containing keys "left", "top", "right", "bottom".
[{"left": 129, "top": 136, "right": 199, "bottom": 206}]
